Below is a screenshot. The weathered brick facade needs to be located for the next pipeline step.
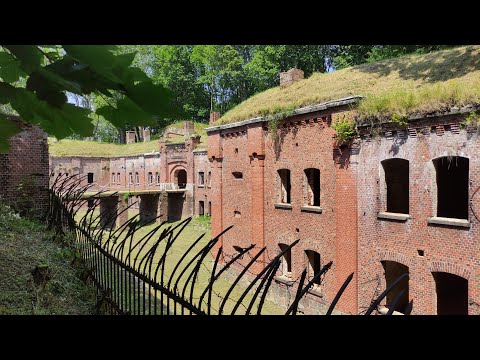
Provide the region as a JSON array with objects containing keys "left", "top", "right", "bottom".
[
  {"left": 0, "top": 124, "right": 49, "bottom": 217},
  {"left": 207, "top": 101, "right": 480, "bottom": 315},
  {"left": 50, "top": 135, "right": 211, "bottom": 221},
  {"left": 356, "top": 114, "right": 480, "bottom": 315}
]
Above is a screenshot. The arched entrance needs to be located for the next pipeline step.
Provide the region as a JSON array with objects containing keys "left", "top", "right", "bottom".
[
  {"left": 176, "top": 169, "right": 187, "bottom": 189},
  {"left": 433, "top": 272, "right": 468, "bottom": 315},
  {"left": 381, "top": 261, "right": 409, "bottom": 313}
]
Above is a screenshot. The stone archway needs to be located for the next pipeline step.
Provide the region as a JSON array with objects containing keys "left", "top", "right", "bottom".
[{"left": 174, "top": 169, "right": 187, "bottom": 189}]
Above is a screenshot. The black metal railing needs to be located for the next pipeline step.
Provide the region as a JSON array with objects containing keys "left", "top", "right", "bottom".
[{"left": 47, "top": 174, "right": 411, "bottom": 315}]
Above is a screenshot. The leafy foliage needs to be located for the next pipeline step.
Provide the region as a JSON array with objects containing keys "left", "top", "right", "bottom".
[
  {"left": 332, "top": 117, "right": 356, "bottom": 144},
  {"left": 0, "top": 45, "right": 180, "bottom": 152}
]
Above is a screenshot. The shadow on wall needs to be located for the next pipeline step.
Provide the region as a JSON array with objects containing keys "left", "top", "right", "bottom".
[{"left": 354, "top": 46, "right": 480, "bottom": 82}]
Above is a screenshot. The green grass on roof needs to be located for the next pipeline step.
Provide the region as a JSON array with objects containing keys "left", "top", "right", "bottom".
[
  {"left": 49, "top": 121, "right": 208, "bottom": 157},
  {"left": 217, "top": 46, "right": 480, "bottom": 125}
]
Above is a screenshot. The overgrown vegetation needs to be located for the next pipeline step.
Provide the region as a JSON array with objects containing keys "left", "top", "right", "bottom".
[
  {"left": 332, "top": 117, "right": 356, "bottom": 144},
  {"left": 217, "top": 46, "right": 480, "bottom": 126},
  {"left": 0, "top": 202, "right": 95, "bottom": 314},
  {"left": 49, "top": 121, "right": 208, "bottom": 157}
]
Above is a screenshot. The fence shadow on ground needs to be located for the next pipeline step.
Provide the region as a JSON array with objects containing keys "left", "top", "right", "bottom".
[{"left": 46, "top": 174, "right": 411, "bottom": 315}]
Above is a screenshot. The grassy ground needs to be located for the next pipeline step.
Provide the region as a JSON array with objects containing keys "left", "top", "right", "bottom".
[
  {"left": 49, "top": 121, "right": 209, "bottom": 157},
  {"left": 0, "top": 203, "right": 96, "bottom": 315},
  {"left": 76, "top": 210, "right": 284, "bottom": 315},
  {"left": 217, "top": 45, "right": 480, "bottom": 124}
]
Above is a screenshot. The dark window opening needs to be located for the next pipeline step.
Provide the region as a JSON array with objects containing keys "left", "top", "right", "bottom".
[
  {"left": 177, "top": 169, "right": 187, "bottom": 189},
  {"left": 148, "top": 172, "right": 153, "bottom": 184},
  {"left": 305, "top": 250, "right": 321, "bottom": 285},
  {"left": 87, "top": 173, "right": 94, "bottom": 184},
  {"left": 278, "top": 243, "right": 292, "bottom": 278},
  {"left": 382, "top": 261, "right": 409, "bottom": 313},
  {"left": 433, "top": 272, "right": 468, "bottom": 315},
  {"left": 117, "top": 173, "right": 121, "bottom": 184},
  {"left": 208, "top": 201, "right": 212, "bottom": 216},
  {"left": 129, "top": 172, "right": 133, "bottom": 184},
  {"left": 199, "top": 201, "right": 204, "bottom": 216},
  {"left": 278, "top": 169, "right": 291, "bottom": 204},
  {"left": 232, "top": 171, "right": 243, "bottom": 179},
  {"left": 208, "top": 172, "right": 211, "bottom": 187},
  {"left": 156, "top": 172, "right": 160, "bottom": 184},
  {"left": 382, "top": 158, "right": 409, "bottom": 214},
  {"left": 135, "top": 172, "right": 139, "bottom": 184},
  {"left": 198, "top": 172, "right": 205, "bottom": 186},
  {"left": 433, "top": 156, "right": 469, "bottom": 219},
  {"left": 112, "top": 173, "right": 116, "bottom": 184},
  {"left": 304, "top": 168, "right": 320, "bottom": 206}
]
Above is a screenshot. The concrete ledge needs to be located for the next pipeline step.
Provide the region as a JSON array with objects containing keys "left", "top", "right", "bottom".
[
  {"left": 377, "top": 212, "right": 411, "bottom": 221},
  {"left": 427, "top": 217, "right": 471, "bottom": 228},
  {"left": 206, "top": 96, "right": 362, "bottom": 133},
  {"left": 378, "top": 306, "right": 404, "bottom": 315},
  {"left": 165, "top": 189, "right": 186, "bottom": 194},
  {"left": 274, "top": 203, "right": 293, "bottom": 210},
  {"left": 307, "top": 286, "right": 323, "bottom": 298},
  {"left": 301, "top": 206, "right": 323, "bottom": 214},
  {"left": 274, "top": 275, "right": 295, "bottom": 286}
]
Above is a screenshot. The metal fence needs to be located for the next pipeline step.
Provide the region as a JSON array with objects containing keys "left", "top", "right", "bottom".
[{"left": 47, "top": 174, "right": 411, "bottom": 315}]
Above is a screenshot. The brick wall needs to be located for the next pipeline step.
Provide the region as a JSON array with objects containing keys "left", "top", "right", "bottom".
[
  {"left": 208, "top": 108, "right": 359, "bottom": 314},
  {"left": 356, "top": 115, "right": 480, "bottom": 315},
  {"left": 0, "top": 125, "right": 49, "bottom": 217},
  {"left": 49, "top": 139, "right": 210, "bottom": 222}
]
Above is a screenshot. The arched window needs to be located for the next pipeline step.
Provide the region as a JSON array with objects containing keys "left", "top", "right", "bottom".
[
  {"left": 278, "top": 243, "right": 292, "bottom": 279},
  {"left": 305, "top": 250, "right": 321, "bottom": 286},
  {"left": 278, "top": 169, "right": 291, "bottom": 204},
  {"left": 304, "top": 168, "right": 320, "bottom": 206}
]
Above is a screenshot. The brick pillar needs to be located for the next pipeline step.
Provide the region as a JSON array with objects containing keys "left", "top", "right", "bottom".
[
  {"left": 334, "top": 146, "right": 358, "bottom": 314},
  {"left": 247, "top": 123, "right": 266, "bottom": 273},
  {"left": 157, "top": 192, "right": 168, "bottom": 223},
  {"left": 184, "top": 121, "right": 194, "bottom": 136},
  {"left": 143, "top": 128, "right": 151, "bottom": 142},
  {"left": 208, "top": 130, "right": 223, "bottom": 256},
  {"left": 116, "top": 196, "right": 129, "bottom": 228},
  {"left": 159, "top": 140, "right": 168, "bottom": 182},
  {"left": 209, "top": 112, "right": 221, "bottom": 125},
  {"left": 126, "top": 131, "right": 136, "bottom": 144}
]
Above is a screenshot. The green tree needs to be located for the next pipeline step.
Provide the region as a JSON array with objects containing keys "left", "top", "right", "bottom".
[{"left": 0, "top": 45, "right": 180, "bottom": 151}]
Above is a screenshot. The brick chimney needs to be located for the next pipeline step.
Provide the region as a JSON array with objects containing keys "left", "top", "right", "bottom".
[
  {"left": 280, "top": 68, "right": 304, "bottom": 87},
  {"left": 143, "top": 128, "right": 151, "bottom": 142},
  {"left": 209, "top": 112, "right": 221, "bottom": 125},
  {"left": 184, "top": 120, "right": 194, "bottom": 136},
  {"left": 126, "top": 130, "right": 136, "bottom": 144}
]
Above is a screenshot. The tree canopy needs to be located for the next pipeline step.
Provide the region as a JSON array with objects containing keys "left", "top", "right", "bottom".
[
  {"left": 0, "top": 45, "right": 179, "bottom": 151},
  {"left": 0, "top": 45, "right": 454, "bottom": 149}
]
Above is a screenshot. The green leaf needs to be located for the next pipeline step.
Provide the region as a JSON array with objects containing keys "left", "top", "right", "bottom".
[
  {"left": 3, "top": 45, "right": 42, "bottom": 73},
  {"left": 27, "top": 72, "right": 68, "bottom": 108},
  {"left": 96, "top": 97, "right": 156, "bottom": 129},
  {"left": 0, "top": 114, "right": 21, "bottom": 153},
  {"left": 125, "top": 82, "right": 175, "bottom": 116},
  {"left": 63, "top": 45, "right": 124, "bottom": 85},
  {"left": 0, "top": 52, "right": 27, "bottom": 84}
]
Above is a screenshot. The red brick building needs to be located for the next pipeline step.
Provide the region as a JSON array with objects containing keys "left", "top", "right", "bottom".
[
  {"left": 0, "top": 120, "right": 49, "bottom": 217},
  {"left": 206, "top": 86, "right": 480, "bottom": 314},
  {"left": 50, "top": 130, "right": 212, "bottom": 221}
]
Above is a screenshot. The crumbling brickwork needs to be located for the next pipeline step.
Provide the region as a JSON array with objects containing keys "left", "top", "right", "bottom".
[
  {"left": 356, "top": 114, "right": 480, "bottom": 315},
  {"left": 207, "top": 104, "right": 480, "bottom": 315}
]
